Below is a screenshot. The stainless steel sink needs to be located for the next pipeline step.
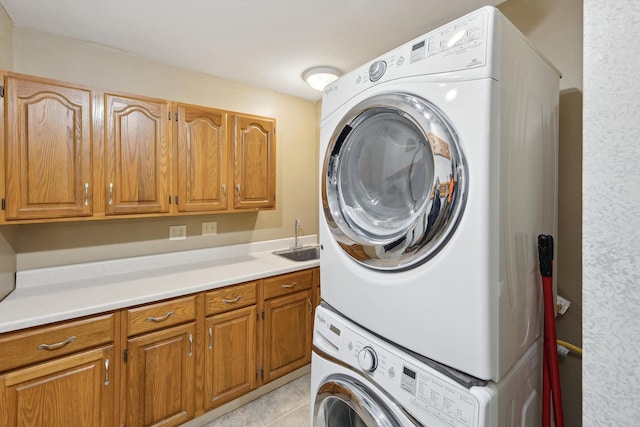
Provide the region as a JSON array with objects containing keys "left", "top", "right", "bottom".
[{"left": 273, "top": 245, "right": 320, "bottom": 262}]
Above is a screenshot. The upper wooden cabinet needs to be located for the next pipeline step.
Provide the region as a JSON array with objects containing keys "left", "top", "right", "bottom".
[
  {"left": 232, "top": 114, "right": 276, "bottom": 210},
  {"left": 3, "top": 73, "right": 94, "bottom": 220},
  {"left": 1, "top": 71, "right": 277, "bottom": 223},
  {"left": 104, "top": 92, "right": 172, "bottom": 215},
  {"left": 175, "top": 103, "right": 228, "bottom": 213}
]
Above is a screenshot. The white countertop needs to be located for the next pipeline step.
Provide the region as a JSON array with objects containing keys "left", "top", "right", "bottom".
[{"left": 0, "top": 236, "right": 319, "bottom": 334}]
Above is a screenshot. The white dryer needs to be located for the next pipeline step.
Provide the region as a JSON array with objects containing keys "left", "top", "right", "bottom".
[
  {"left": 319, "top": 6, "right": 560, "bottom": 381},
  {"left": 311, "top": 305, "right": 542, "bottom": 426}
]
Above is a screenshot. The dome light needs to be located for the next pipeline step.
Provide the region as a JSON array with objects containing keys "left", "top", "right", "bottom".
[{"left": 302, "top": 66, "right": 342, "bottom": 91}]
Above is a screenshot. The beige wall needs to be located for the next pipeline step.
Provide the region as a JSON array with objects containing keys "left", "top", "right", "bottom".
[
  {"left": 0, "top": 4, "right": 12, "bottom": 70},
  {"left": 9, "top": 28, "right": 319, "bottom": 270},
  {"left": 499, "top": 0, "right": 583, "bottom": 425}
]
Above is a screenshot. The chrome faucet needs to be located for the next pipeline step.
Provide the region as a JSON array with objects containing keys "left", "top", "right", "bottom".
[{"left": 292, "top": 219, "right": 302, "bottom": 249}]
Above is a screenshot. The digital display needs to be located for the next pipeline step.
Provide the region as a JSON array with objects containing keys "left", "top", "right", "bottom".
[
  {"left": 330, "top": 324, "right": 341, "bottom": 336},
  {"left": 412, "top": 41, "right": 425, "bottom": 52},
  {"left": 403, "top": 366, "right": 416, "bottom": 379}
]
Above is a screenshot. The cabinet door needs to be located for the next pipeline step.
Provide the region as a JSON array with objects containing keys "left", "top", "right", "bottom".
[
  {"left": 175, "top": 104, "right": 228, "bottom": 213},
  {"left": 232, "top": 114, "right": 275, "bottom": 210},
  {"left": 4, "top": 73, "right": 93, "bottom": 220},
  {"left": 126, "top": 323, "right": 195, "bottom": 427},
  {"left": 263, "top": 290, "right": 312, "bottom": 383},
  {"left": 104, "top": 93, "right": 171, "bottom": 215},
  {"left": 204, "top": 305, "right": 256, "bottom": 410},
  {"left": 0, "top": 346, "right": 115, "bottom": 427}
]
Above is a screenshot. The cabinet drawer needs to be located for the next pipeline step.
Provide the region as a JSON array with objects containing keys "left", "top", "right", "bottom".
[
  {"left": 206, "top": 281, "right": 257, "bottom": 316},
  {"left": 263, "top": 269, "right": 313, "bottom": 300},
  {"left": 127, "top": 295, "right": 196, "bottom": 336},
  {"left": 0, "top": 313, "right": 115, "bottom": 373}
]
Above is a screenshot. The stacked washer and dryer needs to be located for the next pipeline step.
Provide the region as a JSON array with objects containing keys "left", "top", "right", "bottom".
[{"left": 311, "top": 6, "right": 560, "bottom": 427}]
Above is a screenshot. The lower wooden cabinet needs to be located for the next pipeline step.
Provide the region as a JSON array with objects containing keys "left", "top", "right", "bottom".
[
  {"left": 0, "top": 267, "right": 317, "bottom": 427},
  {"left": 204, "top": 305, "right": 256, "bottom": 409},
  {"left": 125, "top": 323, "right": 196, "bottom": 427},
  {"left": 0, "top": 346, "right": 116, "bottom": 427},
  {"left": 262, "top": 269, "right": 314, "bottom": 383}
]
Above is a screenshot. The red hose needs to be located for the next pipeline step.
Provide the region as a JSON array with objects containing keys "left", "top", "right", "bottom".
[
  {"left": 538, "top": 235, "right": 564, "bottom": 427},
  {"left": 543, "top": 273, "right": 564, "bottom": 426}
]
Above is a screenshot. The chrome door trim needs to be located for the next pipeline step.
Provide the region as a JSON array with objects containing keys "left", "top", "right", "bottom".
[
  {"left": 313, "top": 347, "right": 422, "bottom": 426},
  {"left": 322, "top": 92, "right": 467, "bottom": 271}
]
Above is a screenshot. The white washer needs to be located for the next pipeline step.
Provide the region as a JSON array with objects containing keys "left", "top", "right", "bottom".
[
  {"left": 319, "top": 6, "right": 560, "bottom": 381},
  {"left": 311, "top": 305, "right": 542, "bottom": 426}
]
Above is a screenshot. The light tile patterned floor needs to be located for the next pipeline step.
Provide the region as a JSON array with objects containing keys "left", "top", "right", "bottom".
[{"left": 204, "top": 374, "right": 311, "bottom": 427}]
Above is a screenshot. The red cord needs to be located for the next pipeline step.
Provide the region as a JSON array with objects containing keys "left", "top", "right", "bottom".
[
  {"left": 542, "top": 343, "right": 551, "bottom": 427},
  {"left": 542, "top": 273, "right": 564, "bottom": 427}
]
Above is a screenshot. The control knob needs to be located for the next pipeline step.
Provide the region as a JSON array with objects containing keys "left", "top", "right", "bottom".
[
  {"left": 368, "top": 60, "right": 387, "bottom": 82},
  {"left": 358, "top": 346, "right": 378, "bottom": 372}
]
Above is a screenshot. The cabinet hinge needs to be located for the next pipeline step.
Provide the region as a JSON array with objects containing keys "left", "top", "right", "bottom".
[
  {"left": 123, "top": 349, "right": 128, "bottom": 362},
  {"left": 0, "top": 85, "right": 4, "bottom": 98},
  {"left": 1, "top": 198, "right": 4, "bottom": 210},
  {"left": 261, "top": 309, "right": 265, "bottom": 320}
]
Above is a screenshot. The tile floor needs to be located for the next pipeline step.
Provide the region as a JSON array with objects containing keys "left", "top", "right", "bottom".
[{"left": 203, "top": 374, "right": 311, "bottom": 427}]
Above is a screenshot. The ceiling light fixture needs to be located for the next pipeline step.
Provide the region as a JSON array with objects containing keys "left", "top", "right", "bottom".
[{"left": 302, "top": 66, "right": 342, "bottom": 91}]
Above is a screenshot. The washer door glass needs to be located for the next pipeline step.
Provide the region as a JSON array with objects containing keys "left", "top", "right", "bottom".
[
  {"left": 314, "top": 375, "right": 410, "bottom": 427},
  {"left": 322, "top": 92, "right": 467, "bottom": 270}
]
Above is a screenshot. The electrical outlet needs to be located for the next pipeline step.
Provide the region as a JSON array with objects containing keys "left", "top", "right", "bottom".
[
  {"left": 169, "top": 225, "right": 187, "bottom": 240},
  {"left": 202, "top": 221, "right": 217, "bottom": 236}
]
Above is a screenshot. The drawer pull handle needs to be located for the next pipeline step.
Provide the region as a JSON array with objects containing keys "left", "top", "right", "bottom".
[
  {"left": 188, "top": 333, "right": 193, "bottom": 357},
  {"left": 84, "top": 182, "right": 89, "bottom": 206},
  {"left": 308, "top": 298, "right": 312, "bottom": 314},
  {"left": 221, "top": 184, "right": 226, "bottom": 203},
  {"left": 38, "top": 336, "right": 76, "bottom": 350},
  {"left": 208, "top": 327, "right": 213, "bottom": 350},
  {"left": 222, "top": 296, "right": 242, "bottom": 304},
  {"left": 281, "top": 282, "right": 297, "bottom": 289},
  {"left": 236, "top": 184, "right": 241, "bottom": 202},
  {"left": 108, "top": 182, "right": 113, "bottom": 206},
  {"left": 146, "top": 311, "right": 174, "bottom": 322},
  {"left": 104, "top": 359, "right": 110, "bottom": 386}
]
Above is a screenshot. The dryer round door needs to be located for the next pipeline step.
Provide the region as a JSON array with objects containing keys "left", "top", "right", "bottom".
[
  {"left": 313, "top": 374, "right": 417, "bottom": 426},
  {"left": 322, "top": 92, "right": 467, "bottom": 270}
]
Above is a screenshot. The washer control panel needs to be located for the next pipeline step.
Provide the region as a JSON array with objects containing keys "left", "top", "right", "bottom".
[
  {"left": 348, "top": 8, "right": 489, "bottom": 91},
  {"left": 314, "top": 307, "right": 485, "bottom": 426}
]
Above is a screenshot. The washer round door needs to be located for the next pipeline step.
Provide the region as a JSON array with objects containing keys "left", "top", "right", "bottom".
[
  {"left": 314, "top": 374, "right": 417, "bottom": 427},
  {"left": 322, "top": 92, "right": 467, "bottom": 270}
]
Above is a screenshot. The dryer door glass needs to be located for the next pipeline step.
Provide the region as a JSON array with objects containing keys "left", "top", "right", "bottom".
[
  {"left": 314, "top": 375, "right": 413, "bottom": 426},
  {"left": 322, "top": 92, "right": 467, "bottom": 270}
]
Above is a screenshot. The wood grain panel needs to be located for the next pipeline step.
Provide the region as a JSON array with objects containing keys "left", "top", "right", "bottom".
[
  {"left": 4, "top": 73, "right": 94, "bottom": 220},
  {"left": 126, "top": 323, "right": 195, "bottom": 427},
  {"left": 175, "top": 103, "right": 228, "bottom": 213},
  {"left": 0, "top": 313, "right": 115, "bottom": 373},
  {"left": 0, "top": 346, "right": 115, "bottom": 427},
  {"left": 104, "top": 92, "right": 171, "bottom": 215},
  {"left": 204, "top": 306, "right": 256, "bottom": 409},
  {"left": 126, "top": 295, "right": 196, "bottom": 337},
  {"left": 205, "top": 281, "right": 257, "bottom": 316},
  {"left": 263, "top": 269, "right": 313, "bottom": 300}
]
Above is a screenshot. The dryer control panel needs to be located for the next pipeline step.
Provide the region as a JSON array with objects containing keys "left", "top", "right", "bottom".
[{"left": 313, "top": 306, "right": 495, "bottom": 427}]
